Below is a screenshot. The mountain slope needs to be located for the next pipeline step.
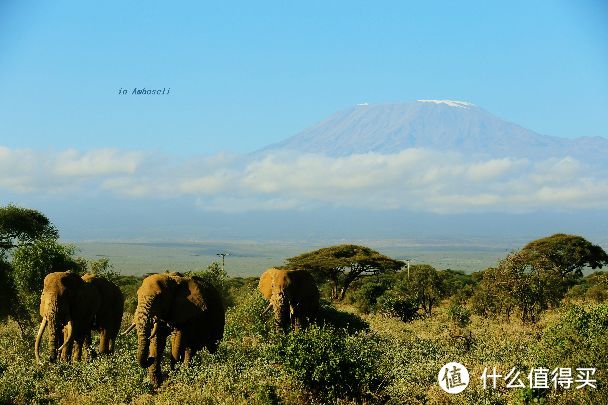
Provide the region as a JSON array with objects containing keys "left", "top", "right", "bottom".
[{"left": 261, "top": 100, "right": 608, "bottom": 163}]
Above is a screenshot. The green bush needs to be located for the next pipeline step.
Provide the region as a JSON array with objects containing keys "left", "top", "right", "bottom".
[
  {"left": 224, "top": 290, "right": 272, "bottom": 341},
  {"left": 376, "top": 291, "right": 419, "bottom": 322},
  {"left": 350, "top": 282, "right": 388, "bottom": 313},
  {"left": 317, "top": 300, "right": 369, "bottom": 334},
  {"left": 192, "top": 262, "right": 234, "bottom": 308},
  {"left": 536, "top": 304, "right": 608, "bottom": 368},
  {"left": 447, "top": 301, "right": 471, "bottom": 328},
  {"left": 278, "top": 325, "right": 388, "bottom": 402},
  {"left": 587, "top": 284, "right": 608, "bottom": 303},
  {"left": 535, "top": 304, "right": 608, "bottom": 404}
]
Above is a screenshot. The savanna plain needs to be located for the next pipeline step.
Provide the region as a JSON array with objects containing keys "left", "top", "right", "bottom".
[{"left": 1, "top": 214, "right": 607, "bottom": 404}]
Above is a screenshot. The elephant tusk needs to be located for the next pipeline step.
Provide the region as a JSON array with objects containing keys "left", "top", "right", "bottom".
[
  {"left": 58, "top": 321, "right": 73, "bottom": 353},
  {"left": 262, "top": 303, "right": 273, "bottom": 315},
  {"left": 149, "top": 321, "right": 159, "bottom": 339},
  {"left": 121, "top": 323, "right": 136, "bottom": 336},
  {"left": 35, "top": 317, "right": 48, "bottom": 365}
]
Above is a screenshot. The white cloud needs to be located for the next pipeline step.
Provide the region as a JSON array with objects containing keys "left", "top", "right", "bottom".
[
  {"left": 1, "top": 145, "right": 607, "bottom": 213},
  {"left": 53, "top": 149, "right": 144, "bottom": 177}
]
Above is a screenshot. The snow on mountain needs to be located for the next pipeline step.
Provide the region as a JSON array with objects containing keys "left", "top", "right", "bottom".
[
  {"left": 260, "top": 101, "right": 608, "bottom": 165},
  {"left": 416, "top": 99, "right": 474, "bottom": 108}
]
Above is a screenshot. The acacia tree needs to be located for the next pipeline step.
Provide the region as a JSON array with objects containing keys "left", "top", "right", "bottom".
[
  {"left": 471, "top": 249, "right": 584, "bottom": 323},
  {"left": 471, "top": 253, "right": 535, "bottom": 321},
  {"left": 521, "top": 233, "right": 608, "bottom": 278},
  {"left": 402, "top": 264, "right": 445, "bottom": 316},
  {"left": 285, "top": 244, "right": 403, "bottom": 300}
]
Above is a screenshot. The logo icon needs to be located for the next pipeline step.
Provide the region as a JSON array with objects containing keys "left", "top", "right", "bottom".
[{"left": 438, "top": 362, "right": 470, "bottom": 394}]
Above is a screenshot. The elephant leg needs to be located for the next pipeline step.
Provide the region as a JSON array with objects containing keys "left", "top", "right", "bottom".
[
  {"left": 72, "top": 340, "right": 82, "bottom": 362},
  {"left": 108, "top": 327, "right": 119, "bottom": 354},
  {"left": 183, "top": 347, "right": 193, "bottom": 367},
  {"left": 108, "top": 336, "right": 115, "bottom": 354},
  {"left": 148, "top": 328, "right": 168, "bottom": 388},
  {"left": 294, "top": 308, "right": 311, "bottom": 330},
  {"left": 301, "top": 314, "right": 310, "bottom": 329},
  {"left": 290, "top": 306, "right": 301, "bottom": 331},
  {"left": 84, "top": 332, "right": 94, "bottom": 360},
  {"left": 72, "top": 328, "right": 87, "bottom": 362},
  {"left": 170, "top": 331, "right": 183, "bottom": 370},
  {"left": 59, "top": 329, "right": 69, "bottom": 361},
  {"left": 99, "top": 329, "right": 110, "bottom": 355}
]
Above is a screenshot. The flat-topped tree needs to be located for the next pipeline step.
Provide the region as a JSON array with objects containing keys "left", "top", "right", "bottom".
[
  {"left": 285, "top": 244, "right": 403, "bottom": 300},
  {"left": 521, "top": 233, "right": 608, "bottom": 278}
]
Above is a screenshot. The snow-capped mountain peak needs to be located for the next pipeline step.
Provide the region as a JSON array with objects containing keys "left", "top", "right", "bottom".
[
  {"left": 259, "top": 100, "right": 608, "bottom": 164},
  {"left": 417, "top": 99, "right": 474, "bottom": 108}
]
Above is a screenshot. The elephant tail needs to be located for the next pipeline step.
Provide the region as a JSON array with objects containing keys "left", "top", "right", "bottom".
[{"left": 34, "top": 317, "right": 48, "bottom": 365}]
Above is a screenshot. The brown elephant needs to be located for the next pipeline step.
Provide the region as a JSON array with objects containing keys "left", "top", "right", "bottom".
[
  {"left": 258, "top": 267, "right": 320, "bottom": 332},
  {"left": 35, "top": 272, "right": 124, "bottom": 363},
  {"left": 81, "top": 274, "right": 124, "bottom": 355},
  {"left": 35, "top": 271, "right": 100, "bottom": 364},
  {"left": 124, "top": 272, "right": 225, "bottom": 387}
]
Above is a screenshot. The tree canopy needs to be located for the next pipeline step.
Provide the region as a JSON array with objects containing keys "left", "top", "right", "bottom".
[
  {"left": 470, "top": 234, "right": 608, "bottom": 323},
  {"left": 0, "top": 204, "right": 75, "bottom": 328},
  {"left": 402, "top": 264, "right": 445, "bottom": 316},
  {"left": 0, "top": 204, "right": 58, "bottom": 251},
  {"left": 521, "top": 233, "right": 608, "bottom": 278},
  {"left": 285, "top": 244, "right": 403, "bottom": 300}
]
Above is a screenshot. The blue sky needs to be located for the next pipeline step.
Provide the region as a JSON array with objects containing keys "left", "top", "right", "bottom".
[
  {"left": 1, "top": 0, "right": 608, "bottom": 242},
  {"left": 1, "top": 0, "right": 607, "bottom": 155}
]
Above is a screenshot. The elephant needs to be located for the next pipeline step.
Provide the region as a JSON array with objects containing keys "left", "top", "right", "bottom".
[
  {"left": 34, "top": 271, "right": 125, "bottom": 364},
  {"left": 258, "top": 267, "right": 320, "bottom": 332},
  {"left": 35, "top": 271, "right": 100, "bottom": 364},
  {"left": 124, "top": 272, "right": 225, "bottom": 387},
  {"left": 81, "top": 274, "right": 124, "bottom": 355}
]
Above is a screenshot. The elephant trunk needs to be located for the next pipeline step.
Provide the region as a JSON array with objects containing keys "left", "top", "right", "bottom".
[
  {"left": 39, "top": 295, "right": 65, "bottom": 363},
  {"left": 34, "top": 317, "right": 48, "bottom": 364},
  {"left": 135, "top": 297, "right": 156, "bottom": 368},
  {"left": 46, "top": 314, "right": 62, "bottom": 363},
  {"left": 272, "top": 292, "right": 290, "bottom": 332}
]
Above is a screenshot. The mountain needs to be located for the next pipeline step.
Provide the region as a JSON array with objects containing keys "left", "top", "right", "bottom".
[{"left": 261, "top": 100, "right": 608, "bottom": 163}]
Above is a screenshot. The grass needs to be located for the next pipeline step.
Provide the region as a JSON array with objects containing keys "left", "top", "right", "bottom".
[{"left": 1, "top": 288, "right": 607, "bottom": 404}]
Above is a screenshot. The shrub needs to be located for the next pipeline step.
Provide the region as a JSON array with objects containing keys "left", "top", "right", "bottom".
[
  {"left": 447, "top": 301, "right": 471, "bottom": 328},
  {"left": 278, "top": 325, "right": 388, "bottom": 402},
  {"left": 535, "top": 304, "right": 608, "bottom": 404},
  {"left": 192, "top": 262, "right": 233, "bottom": 308},
  {"left": 224, "top": 290, "right": 272, "bottom": 342},
  {"left": 536, "top": 304, "right": 608, "bottom": 368},
  {"left": 11, "top": 240, "right": 83, "bottom": 320},
  {"left": 376, "top": 291, "right": 419, "bottom": 322},
  {"left": 350, "top": 282, "right": 388, "bottom": 313},
  {"left": 317, "top": 300, "right": 369, "bottom": 334}
]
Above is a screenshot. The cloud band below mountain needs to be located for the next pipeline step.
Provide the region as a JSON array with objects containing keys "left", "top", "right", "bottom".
[{"left": 1, "top": 146, "right": 606, "bottom": 213}]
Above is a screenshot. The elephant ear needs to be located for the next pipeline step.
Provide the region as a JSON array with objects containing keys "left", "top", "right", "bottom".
[
  {"left": 61, "top": 273, "right": 84, "bottom": 302},
  {"left": 71, "top": 282, "right": 101, "bottom": 322},
  {"left": 61, "top": 272, "right": 83, "bottom": 290},
  {"left": 169, "top": 279, "right": 199, "bottom": 326}
]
